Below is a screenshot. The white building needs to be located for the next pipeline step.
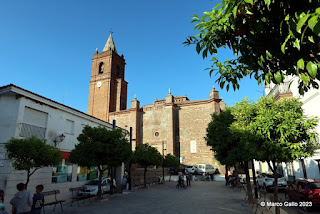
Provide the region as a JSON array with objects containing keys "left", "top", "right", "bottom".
[
  {"left": 0, "top": 84, "right": 124, "bottom": 207},
  {"left": 255, "top": 76, "right": 320, "bottom": 180}
]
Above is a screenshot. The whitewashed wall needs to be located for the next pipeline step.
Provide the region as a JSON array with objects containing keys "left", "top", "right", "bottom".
[{"left": 0, "top": 91, "right": 116, "bottom": 209}]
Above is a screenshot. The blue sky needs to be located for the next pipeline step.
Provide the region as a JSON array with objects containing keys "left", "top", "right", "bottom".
[{"left": 0, "top": 0, "right": 264, "bottom": 113}]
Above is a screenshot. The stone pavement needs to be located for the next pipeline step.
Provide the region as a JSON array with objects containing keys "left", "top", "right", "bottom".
[{"left": 45, "top": 181, "right": 254, "bottom": 214}]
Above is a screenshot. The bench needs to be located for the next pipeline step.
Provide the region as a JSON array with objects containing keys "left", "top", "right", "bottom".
[
  {"left": 69, "top": 187, "right": 95, "bottom": 207},
  {"left": 102, "top": 184, "right": 117, "bottom": 198},
  {"left": 42, "top": 190, "right": 65, "bottom": 214},
  {"left": 133, "top": 178, "right": 143, "bottom": 189},
  {"left": 252, "top": 189, "right": 268, "bottom": 214}
]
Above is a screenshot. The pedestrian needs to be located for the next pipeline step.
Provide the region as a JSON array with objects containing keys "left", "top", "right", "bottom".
[
  {"left": 207, "top": 173, "right": 211, "bottom": 181},
  {"left": 186, "top": 173, "right": 191, "bottom": 187},
  {"left": 0, "top": 190, "right": 9, "bottom": 214},
  {"left": 30, "top": 185, "right": 44, "bottom": 214},
  {"left": 121, "top": 176, "right": 127, "bottom": 191},
  {"left": 210, "top": 173, "right": 214, "bottom": 181},
  {"left": 10, "top": 183, "right": 33, "bottom": 214},
  {"left": 225, "top": 171, "right": 229, "bottom": 186}
]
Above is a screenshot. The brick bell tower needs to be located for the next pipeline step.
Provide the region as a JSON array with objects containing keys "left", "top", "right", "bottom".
[{"left": 87, "top": 33, "right": 128, "bottom": 122}]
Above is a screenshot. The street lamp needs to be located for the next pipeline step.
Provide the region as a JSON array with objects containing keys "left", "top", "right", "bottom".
[
  {"left": 162, "top": 141, "right": 166, "bottom": 182},
  {"left": 125, "top": 126, "right": 135, "bottom": 190},
  {"left": 53, "top": 134, "right": 65, "bottom": 147}
]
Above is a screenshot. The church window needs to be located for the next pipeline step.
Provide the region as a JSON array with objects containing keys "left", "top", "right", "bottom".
[
  {"left": 190, "top": 141, "right": 197, "bottom": 153},
  {"left": 116, "top": 65, "right": 121, "bottom": 78},
  {"left": 99, "top": 62, "right": 104, "bottom": 74},
  {"left": 154, "top": 132, "right": 159, "bottom": 137}
]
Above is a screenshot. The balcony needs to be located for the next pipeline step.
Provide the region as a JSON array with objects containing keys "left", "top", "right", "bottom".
[{"left": 266, "top": 82, "right": 292, "bottom": 100}]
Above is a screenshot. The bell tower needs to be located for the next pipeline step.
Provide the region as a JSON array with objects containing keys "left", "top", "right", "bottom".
[{"left": 87, "top": 33, "right": 128, "bottom": 122}]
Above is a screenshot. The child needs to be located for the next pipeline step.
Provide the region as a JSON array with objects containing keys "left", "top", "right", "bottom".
[
  {"left": 10, "top": 183, "right": 33, "bottom": 214},
  {"left": 0, "top": 190, "right": 8, "bottom": 214},
  {"left": 31, "top": 185, "right": 44, "bottom": 214},
  {"left": 121, "top": 176, "right": 127, "bottom": 191}
]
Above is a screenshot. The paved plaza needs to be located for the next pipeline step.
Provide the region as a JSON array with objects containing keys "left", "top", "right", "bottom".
[{"left": 46, "top": 181, "right": 253, "bottom": 214}]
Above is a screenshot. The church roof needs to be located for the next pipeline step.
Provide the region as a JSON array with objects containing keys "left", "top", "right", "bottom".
[{"left": 103, "top": 33, "right": 117, "bottom": 53}]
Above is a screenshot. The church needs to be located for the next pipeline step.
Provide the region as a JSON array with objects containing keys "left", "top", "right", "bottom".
[{"left": 87, "top": 34, "right": 226, "bottom": 172}]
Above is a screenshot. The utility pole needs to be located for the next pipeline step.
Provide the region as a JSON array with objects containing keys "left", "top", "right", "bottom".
[{"left": 128, "top": 127, "right": 132, "bottom": 190}]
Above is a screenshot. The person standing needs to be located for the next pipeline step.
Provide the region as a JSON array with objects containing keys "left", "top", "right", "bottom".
[
  {"left": 121, "top": 176, "right": 127, "bottom": 192},
  {"left": 225, "top": 171, "right": 229, "bottom": 186},
  {"left": 0, "top": 190, "right": 9, "bottom": 214},
  {"left": 186, "top": 173, "right": 191, "bottom": 187},
  {"left": 10, "top": 183, "right": 32, "bottom": 214},
  {"left": 30, "top": 185, "right": 44, "bottom": 214}
]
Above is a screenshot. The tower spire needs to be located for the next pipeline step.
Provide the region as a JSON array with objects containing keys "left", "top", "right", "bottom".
[{"left": 103, "top": 32, "right": 117, "bottom": 53}]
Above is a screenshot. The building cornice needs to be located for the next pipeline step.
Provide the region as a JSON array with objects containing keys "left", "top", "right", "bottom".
[{"left": 0, "top": 84, "right": 116, "bottom": 129}]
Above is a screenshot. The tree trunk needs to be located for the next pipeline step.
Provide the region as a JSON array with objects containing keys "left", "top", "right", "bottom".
[
  {"left": 234, "top": 165, "right": 239, "bottom": 186},
  {"left": 244, "top": 161, "right": 253, "bottom": 204},
  {"left": 110, "top": 167, "right": 114, "bottom": 193},
  {"left": 97, "top": 167, "right": 103, "bottom": 199},
  {"left": 272, "top": 161, "right": 280, "bottom": 214},
  {"left": 25, "top": 170, "right": 30, "bottom": 189},
  {"left": 144, "top": 167, "right": 147, "bottom": 188},
  {"left": 251, "top": 160, "right": 258, "bottom": 199}
]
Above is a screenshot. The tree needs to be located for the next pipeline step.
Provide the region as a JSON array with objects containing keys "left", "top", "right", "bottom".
[
  {"left": 206, "top": 99, "right": 259, "bottom": 204},
  {"left": 133, "top": 144, "right": 163, "bottom": 188},
  {"left": 69, "top": 126, "right": 132, "bottom": 199},
  {"left": 163, "top": 154, "right": 180, "bottom": 168},
  {"left": 253, "top": 97, "right": 318, "bottom": 214},
  {"left": 163, "top": 154, "right": 180, "bottom": 181},
  {"left": 5, "top": 136, "right": 61, "bottom": 188},
  {"left": 185, "top": 0, "right": 320, "bottom": 94}
]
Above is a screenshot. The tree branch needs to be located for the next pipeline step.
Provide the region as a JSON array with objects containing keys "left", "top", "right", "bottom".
[
  {"left": 267, "top": 161, "right": 274, "bottom": 173},
  {"left": 29, "top": 167, "right": 40, "bottom": 177}
]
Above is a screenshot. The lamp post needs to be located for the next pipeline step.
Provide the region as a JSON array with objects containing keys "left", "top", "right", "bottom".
[
  {"left": 162, "top": 141, "right": 166, "bottom": 182},
  {"left": 53, "top": 134, "right": 65, "bottom": 147},
  {"left": 128, "top": 127, "right": 132, "bottom": 190}
]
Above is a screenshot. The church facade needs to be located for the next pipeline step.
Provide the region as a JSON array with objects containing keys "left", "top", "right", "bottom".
[{"left": 87, "top": 34, "right": 226, "bottom": 171}]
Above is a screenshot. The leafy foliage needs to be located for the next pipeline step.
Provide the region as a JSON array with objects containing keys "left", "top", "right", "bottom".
[
  {"left": 133, "top": 144, "right": 162, "bottom": 187},
  {"left": 133, "top": 144, "right": 162, "bottom": 168},
  {"left": 5, "top": 136, "right": 61, "bottom": 187},
  {"left": 185, "top": 0, "right": 320, "bottom": 94},
  {"left": 70, "top": 126, "right": 132, "bottom": 168},
  {"left": 253, "top": 97, "right": 318, "bottom": 213},
  {"left": 206, "top": 97, "right": 318, "bottom": 208},
  {"left": 69, "top": 126, "right": 132, "bottom": 198},
  {"left": 163, "top": 154, "right": 180, "bottom": 168},
  {"left": 206, "top": 100, "right": 258, "bottom": 202},
  {"left": 206, "top": 109, "right": 236, "bottom": 166},
  {"left": 254, "top": 97, "right": 319, "bottom": 163}
]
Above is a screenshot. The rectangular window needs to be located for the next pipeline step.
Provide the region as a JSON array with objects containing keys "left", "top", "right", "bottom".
[
  {"left": 20, "top": 107, "right": 48, "bottom": 139},
  {"left": 52, "top": 159, "right": 73, "bottom": 183},
  {"left": 190, "top": 141, "right": 197, "bottom": 153},
  {"left": 66, "top": 119, "right": 74, "bottom": 135}
]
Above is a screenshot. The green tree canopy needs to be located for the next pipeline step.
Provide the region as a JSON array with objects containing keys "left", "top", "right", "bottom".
[
  {"left": 69, "top": 126, "right": 132, "bottom": 198},
  {"left": 133, "top": 143, "right": 162, "bottom": 187},
  {"left": 206, "top": 99, "right": 258, "bottom": 202},
  {"left": 185, "top": 0, "right": 320, "bottom": 94},
  {"left": 5, "top": 136, "right": 61, "bottom": 187},
  {"left": 163, "top": 154, "right": 180, "bottom": 168},
  {"left": 206, "top": 109, "right": 236, "bottom": 166},
  {"left": 254, "top": 97, "right": 318, "bottom": 163},
  {"left": 253, "top": 97, "right": 318, "bottom": 213}
]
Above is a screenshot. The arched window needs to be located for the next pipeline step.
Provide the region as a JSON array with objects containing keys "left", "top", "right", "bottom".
[{"left": 98, "top": 62, "right": 104, "bottom": 74}]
